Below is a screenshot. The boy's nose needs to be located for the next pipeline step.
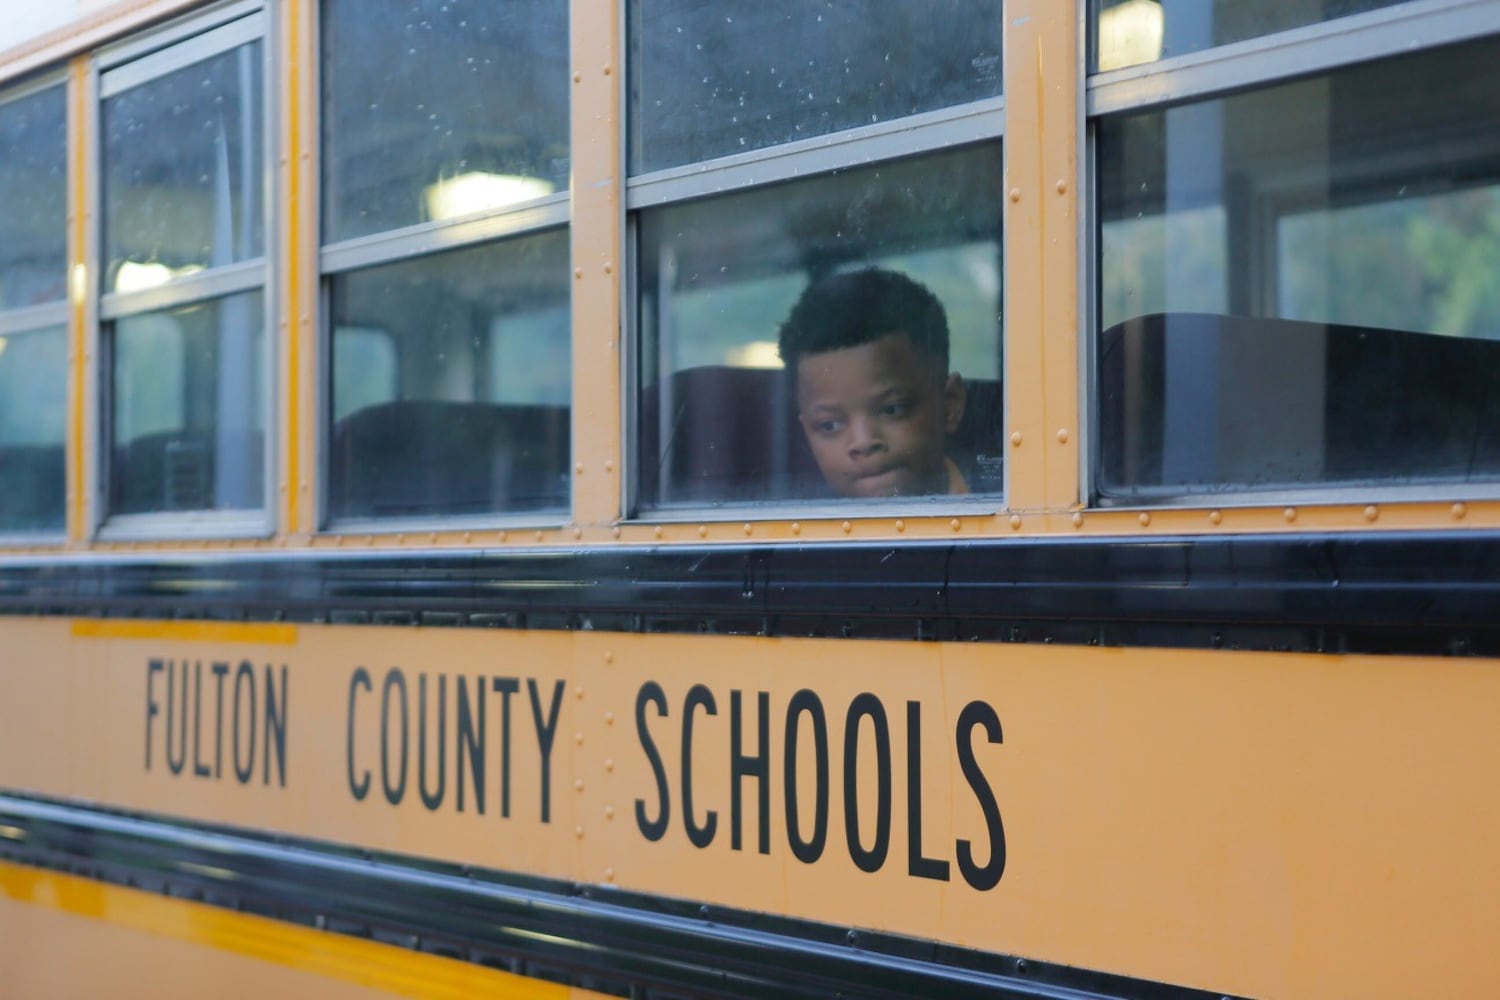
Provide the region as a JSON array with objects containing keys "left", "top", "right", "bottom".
[{"left": 847, "top": 416, "right": 885, "bottom": 457}]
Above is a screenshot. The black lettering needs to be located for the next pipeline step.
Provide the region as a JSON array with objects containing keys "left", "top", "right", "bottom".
[
  {"left": 730, "top": 690, "right": 770, "bottom": 854},
  {"left": 456, "top": 676, "right": 485, "bottom": 814},
  {"left": 192, "top": 661, "right": 211, "bottom": 777},
  {"left": 232, "top": 661, "right": 256, "bottom": 784},
  {"left": 146, "top": 658, "right": 163, "bottom": 771},
  {"left": 635, "top": 682, "right": 670, "bottom": 841},
  {"left": 843, "top": 693, "right": 892, "bottom": 874},
  {"left": 347, "top": 668, "right": 372, "bottom": 801},
  {"left": 527, "top": 678, "right": 564, "bottom": 824},
  {"left": 418, "top": 673, "right": 447, "bottom": 810},
  {"left": 784, "top": 689, "right": 829, "bottom": 864},
  {"left": 682, "top": 684, "right": 718, "bottom": 848},
  {"left": 955, "top": 700, "right": 1006, "bottom": 891},
  {"left": 166, "top": 659, "right": 187, "bottom": 775},
  {"left": 906, "top": 701, "right": 950, "bottom": 881},
  {"left": 211, "top": 662, "right": 230, "bottom": 778},
  {"left": 263, "top": 665, "right": 288, "bottom": 787},
  {"left": 492, "top": 677, "right": 519, "bottom": 817},
  {"left": 381, "top": 668, "right": 408, "bottom": 805}
]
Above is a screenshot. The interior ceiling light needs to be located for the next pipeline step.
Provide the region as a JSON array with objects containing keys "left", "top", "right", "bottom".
[{"left": 425, "top": 172, "right": 556, "bottom": 222}]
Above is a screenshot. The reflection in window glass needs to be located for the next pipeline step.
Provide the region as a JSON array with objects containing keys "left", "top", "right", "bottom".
[
  {"left": 630, "top": 0, "right": 1002, "bottom": 173},
  {"left": 0, "top": 325, "right": 66, "bottom": 533},
  {"left": 0, "top": 85, "right": 67, "bottom": 309},
  {"left": 326, "top": 230, "right": 571, "bottom": 521},
  {"left": 1096, "top": 37, "right": 1500, "bottom": 497},
  {"left": 111, "top": 292, "right": 265, "bottom": 515},
  {"left": 1091, "top": 0, "right": 1412, "bottom": 73},
  {"left": 321, "top": 0, "right": 569, "bottom": 242},
  {"left": 103, "top": 41, "right": 264, "bottom": 290},
  {"left": 637, "top": 143, "right": 1003, "bottom": 506}
]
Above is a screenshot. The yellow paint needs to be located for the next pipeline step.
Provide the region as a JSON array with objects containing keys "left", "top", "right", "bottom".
[
  {"left": 6, "top": 617, "right": 1500, "bottom": 998},
  {"left": 281, "top": 0, "right": 306, "bottom": 537},
  {"left": 68, "top": 55, "right": 90, "bottom": 545},
  {"left": 567, "top": 0, "right": 623, "bottom": 529},
  {"left": 1004, "top": 1, "right": 1081, "bottom": 514},
  {"left": 0, "top": 861, "right": 571, "bottom": 999},
  {"left": 71, "top": 619, "right": 298, "bottom": 645}
]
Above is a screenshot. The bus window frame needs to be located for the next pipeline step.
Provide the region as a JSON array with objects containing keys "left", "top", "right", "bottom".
[
  {"left": 91, "top": 1, "right": 275, "bottom": 542},
  {"left": 1084, "top": 0, "right": 1500, "bottom": 510},
  {"left": 621, "top": 6, "right": 1008, "bottom": 524}
]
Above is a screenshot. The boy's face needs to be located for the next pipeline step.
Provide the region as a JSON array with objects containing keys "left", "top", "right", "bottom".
[{"left": 795, "top": 331, "right": 965, "bottom": 498}]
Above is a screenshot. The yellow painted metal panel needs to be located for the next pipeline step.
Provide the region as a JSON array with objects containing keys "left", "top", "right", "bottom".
[
  {"left": 0, "top": 862, "right": 574, "bottom": 999},
  {"left": 5, "top": 616, "right": 1500, "bottom": 997}
]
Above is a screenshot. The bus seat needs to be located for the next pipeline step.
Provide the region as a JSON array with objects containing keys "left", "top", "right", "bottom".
[
  {"left": 640, "top": 365, "right": 1004, "bottom": 503},
  {"left": 0, "top": 444, "right": 65, "bottom": 531},
  {"left": 328, "top": 400, "right": 569, "bottom": 520},
  {"left": 1098, "top": 312, "right": 1500, "bottom": 490},
  {"left": 110, "top": 429, "right": 265, "bottom": 514}
]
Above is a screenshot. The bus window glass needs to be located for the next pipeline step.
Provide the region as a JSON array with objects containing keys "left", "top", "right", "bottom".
[
  {"left": 0, "top": 84, "right": 67, "bottom": 308},
  {"left": 103, "top": 41, "right": 264, "bottom": 288},
  {"left": 111, "top": 292, "right": 265, "bottom": 515},
  {"left": 321, "top": 0, "right": 569, "bottom": 243},
  {"left": 0, "top": 325, "right": 66, "bottom": 533},
  {"left": 636, "top": 142, "right": 1003, "bottom": 507},
  {"left": 326, "top": 230, "right": 571, "bottom": 521},
  {"left": 1096, "top": 36, "right": 1500, "bottom": 497},
  {"left": 1091, "top": 0, "right": 1412, "bottom": 73},
  {"left": 629, "top": 1, "right": 1002, "bottom": 174},
  {"left": 332, "top": 327, "right": 397, "bottom": 422}
]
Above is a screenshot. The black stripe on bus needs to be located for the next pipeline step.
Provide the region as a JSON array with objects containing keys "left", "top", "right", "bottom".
[
  {"left": 0, "top": 793, "right": 1244, "bottom": 1000},
  {"left": 1, "top": 530, "right": 1497, "bottom": 656}
]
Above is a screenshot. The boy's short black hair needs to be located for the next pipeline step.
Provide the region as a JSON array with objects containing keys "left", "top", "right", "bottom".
[{"left": 778, "top": 267, "right": 950, "bottom": 373}]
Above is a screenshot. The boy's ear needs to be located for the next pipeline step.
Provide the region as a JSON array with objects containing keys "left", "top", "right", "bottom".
[{"left": 943, "top": 373, "right": 966, "bottom": 434}]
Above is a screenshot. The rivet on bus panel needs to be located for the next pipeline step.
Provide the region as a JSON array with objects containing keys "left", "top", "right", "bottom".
[
  {"left": 1010, "top": 432, "right": 1023, "bottom": 447},
  {"left": 791, "top": 522, "right": 801, "bottom": 535},
  {"left": 575, "top": 779, "right": 585, "bottom": 792},
  {"left": 498, "top": 530, "right": 507, "bottom": 542},
  {"left": 603, "top": 65, "right": 612, "bottom": 75},
  {"left": 396, "top": 533, "right": 404, "bottom": 543},
  {"left": 698, "top": 525, "right": 708, "bottom": 538},
  {"left": 604, "top": 651, "right": 614, "bottom": 664},
  {"left": 604, "top": 867, "right": 615, "bottom": 881},
  {"left": 463, "top": 531, "right": 471, "bottom": 543},
  {"left": 611, "top": 526, "right": 621, "bottom": 538},
  {"left": 1138, "top": 513, "right": 1150, "bottom": 527},
  {"left": 950, "top": 518, "right": 961, "bottom": 532},
  {"left": 605, "top": 460, "right": 615, "bottom": 473},
  {"left": 576, "top": 686, "right": 585, "bottom": 700},
  {"left": 573, "top": 72, "right": 582, "bottom": 83},
  {"left": 1056, "top": 428, "right": 1069, "bottom": 444},
  {"left": 575, "top": 732, "right": 585, "bottom": 746},
  {"left": 1284, "top": 507, "right": 1297, "bottom": 523},
  {"left": 1364, "top": 505, "right": 1379, "bottom": 522},
  {"left": 428, "top": 532, "right": 437, "bottom": 543},
  {"left": 1010, "top": 515, "right": 1022, "bottom": 529},
  {"left": 895, "top": 519, "right": 906, "bottom": 532},
  {"left": 654, "top": 526, "right": 664, "bottom": 538},
  {"left": 573, "top": 527, "right": 583, "bottom": 540},
  {"left": 604, "top": 759, "right": 614, "bottom": 772},
  {"left": 841, "top": 521, "right": 852, "bottom": 534},
  {"left": 1009, "top": 187, "right": 1021, "bottom": 202},
  {"left": 576, "top": 462, "right": 585, "bottom": 475},
  {"left": 574, "top": 268, "right": 584, "bottom": 279},
  {"left": 743, "top": 523, "right": 753, "bottom": 536},
  {"left": 605, "top": 807, "right": 615, "bottom": 820},
  {"left": 603, "top": 262, "right": 613, "bottom": 274},
  {"left": 1056, "top": 179, "right": 1068, "bottom": 194},
  {"left": 605, "top": 711, "right": 615, "bottom": 725},
  {"left": 1453, "top": 502, "right": 1468, "bottom": 519},
  {"left": 1209, "top": 510, "right": 1222, "bottom": 525},
  {"left": 1072, "top": 512, "right": 1084, "bottom": 528},
  {"left": 575, "top": 826, "right": 585, "bottom": 839}
]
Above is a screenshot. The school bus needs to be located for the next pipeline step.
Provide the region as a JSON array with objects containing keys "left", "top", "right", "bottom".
[{"left": 2, "top": 1, "right": 1499, "bottom": 997}]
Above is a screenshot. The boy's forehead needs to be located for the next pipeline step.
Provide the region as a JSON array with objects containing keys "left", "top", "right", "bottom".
[{"left": 794, "top": 330, "right": 944, "bottom": 383}]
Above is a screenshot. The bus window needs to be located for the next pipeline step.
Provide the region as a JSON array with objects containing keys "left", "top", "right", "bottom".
[
  {"left": 635, "top": 143, "right": 1004, "bottom": 507},
  {"left": 110, "top": 294, "right": 265, "bottom": 515},
  {"left": 1096, "top": 35, "right": 1500, "bottom": 498},
  {"left": 1092, "top": 0, "right": 1414, "bottom": 73},
  {"left": 320, "top": 0, "right": 568, "bottom": 243},
  {"left": 320, "top": 0, "right": 570, "bottom": 527},
  {"left": 0, "top": 79, "right": 67, "bottom": 537},
  {"left": 99, "top": 13, "right": 269, "bottom": 529},
  {"left": 325, "top": 232, "right": 570, "bottom": 522},
  {"left": 629, "top": 0, "right": 1002, "bottom": 173}
]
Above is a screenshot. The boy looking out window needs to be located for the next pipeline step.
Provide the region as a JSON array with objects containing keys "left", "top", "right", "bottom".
[{"left": 778, "top": 267, "right": 968, "bottom": 498}]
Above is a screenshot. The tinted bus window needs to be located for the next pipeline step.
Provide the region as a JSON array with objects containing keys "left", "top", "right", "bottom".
[
  {"left": 1097, "top": 36, "right": 1500, "bottom": 497},
  {"left": 0, "top": 84, "right": 67, "bottom": 309},
  {"left": 0, "top": 325, "right": 66, "bottom": 533},
  {"left": 630, "top": 0, "right": 1002, "bottom": 173},
  {"left": 636, "top": 143, "right": 1004, "bottom": 507}
]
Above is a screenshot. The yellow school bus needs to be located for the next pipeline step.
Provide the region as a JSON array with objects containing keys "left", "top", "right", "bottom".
[{"left": 3, "top": 1, "right": 1500, "bottom": 997}]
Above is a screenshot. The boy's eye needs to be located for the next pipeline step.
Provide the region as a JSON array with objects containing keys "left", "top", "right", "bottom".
[
  {"left": 813, "top": 418, "right": 843, "bottom": 435},
  {"left": 881, "top": 401, "right": 910, "bottom": 418}
]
